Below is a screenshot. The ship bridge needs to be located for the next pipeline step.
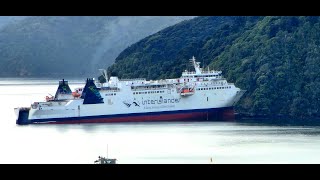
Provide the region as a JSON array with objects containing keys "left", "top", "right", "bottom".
[{"left": 181, "top": 56, "right": 223, "bottom": 79}]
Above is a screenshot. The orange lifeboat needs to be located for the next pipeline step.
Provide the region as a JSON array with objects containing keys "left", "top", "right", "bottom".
[
  {"left": 180, "top": 88, "right": 194, "bottom": 97},
  {"left": 182, "top": 89, "right": 190, "bottom": 93},
  {"left": 72, "top": 91, "right": 81, "bottom": 98},
  {"left": 45, "top": 96, "right": 54, "bottom": 101}
]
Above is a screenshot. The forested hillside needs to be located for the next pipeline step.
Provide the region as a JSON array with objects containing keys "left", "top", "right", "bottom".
[{"left": 108, "top": 16, "right": 320, "bottom": 118}]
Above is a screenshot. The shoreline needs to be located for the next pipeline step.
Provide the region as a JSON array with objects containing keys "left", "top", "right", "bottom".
[{"left": 235, "top": 113, "right": 320, "bottom": 126}]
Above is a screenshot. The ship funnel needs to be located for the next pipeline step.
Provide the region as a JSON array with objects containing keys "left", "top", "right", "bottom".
[
  {"left": 81, "top": 78, "right": 104, "bottom": 104},
  {"left": 54, "top": 79, "right": 72, "bottom": 100}
]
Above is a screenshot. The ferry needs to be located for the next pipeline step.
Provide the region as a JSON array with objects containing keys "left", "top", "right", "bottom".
[{"left": 15, "top": 56, "right": 246, "bottom": 125}]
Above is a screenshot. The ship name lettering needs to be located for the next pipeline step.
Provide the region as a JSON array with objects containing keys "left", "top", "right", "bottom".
[{"left": 141, "top": 97, "right": 180, "bottom": 105}]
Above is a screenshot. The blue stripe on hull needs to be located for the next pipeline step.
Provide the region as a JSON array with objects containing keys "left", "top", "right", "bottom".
[{"left": 24, "top": 107, "right": 234, "bottom": 125}]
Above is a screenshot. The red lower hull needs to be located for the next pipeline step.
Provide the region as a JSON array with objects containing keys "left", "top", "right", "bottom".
[{"left": 48, "top": 108, "right": 235, "bottom": 124}]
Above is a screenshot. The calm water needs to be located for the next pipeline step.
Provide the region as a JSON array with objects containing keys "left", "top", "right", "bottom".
[{"left": 1, "top": 78, "right": 320, "bottom": 164}]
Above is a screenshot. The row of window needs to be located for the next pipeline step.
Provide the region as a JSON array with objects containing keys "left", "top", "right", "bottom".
[
  {"left": 183, "top": 75, "right": 221, "bottom": 78},
  {"left": 197, "top": 86, "right": 231, "bottom": 91},
  {"left": 105, "top": 90, "right": 119, "bottom": 92},
  {"left": 131, "top": 85, "right": 166, "bottom": 90},
  {"left": 200, "top": 82, "right": 224, "bottom": 86},
  {"left": 133, "top": 91, "right": 165, "bottom": 95},
  {"left": 105, "top": 93, "right": 117, "bottom": 96}
]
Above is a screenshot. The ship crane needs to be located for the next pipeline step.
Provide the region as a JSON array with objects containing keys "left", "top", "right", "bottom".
[{"left": 99, "top": 69, "right": 108, "bottom": 82}]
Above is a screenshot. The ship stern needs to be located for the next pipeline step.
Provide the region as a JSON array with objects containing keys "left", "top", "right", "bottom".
[{"left": 15, "top": 107, "right": 30, "bottom": 125}]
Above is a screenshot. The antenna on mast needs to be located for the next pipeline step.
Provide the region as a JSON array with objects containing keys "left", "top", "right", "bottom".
[
  {"left": 203, "top": 57, "right": 205, "bottom": 70},
  {"left": 190, "top": 56, "right": 201, "bottom": 74},
  {"left": 99, "top": 69, "right": 108, "bottom": 81}
]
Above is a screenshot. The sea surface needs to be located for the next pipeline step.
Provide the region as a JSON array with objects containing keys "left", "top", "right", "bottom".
[{"left": 1, "top": 78, "right": 320, "bottom": 164}]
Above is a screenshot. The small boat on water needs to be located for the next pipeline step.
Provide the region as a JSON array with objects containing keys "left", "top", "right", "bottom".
[
  {"left": 94, "top": 156, "right": 117, "bottom": 164},
  {"left": 94, "top": 145, "right": 117, "bottom": 164}
]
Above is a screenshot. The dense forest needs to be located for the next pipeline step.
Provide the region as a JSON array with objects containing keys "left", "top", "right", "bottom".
[
  {"left": 0, "top": 16, "right": 194, "bottom": 78},
  {"left": 108, "top": 16, "right": 320, "bottom": 118}
]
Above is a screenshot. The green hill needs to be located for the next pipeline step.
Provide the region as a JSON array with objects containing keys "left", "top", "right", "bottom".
[
  {"left": 108, "top": 16, "right": 320, "bottom": 118},
  {"left": 109, "top": 16, "right": 261, "bottom": 79},
  {"left": 209, "top": 16, "right": 320, "bottom": 118}
]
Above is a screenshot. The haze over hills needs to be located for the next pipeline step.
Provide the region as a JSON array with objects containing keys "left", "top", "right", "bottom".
[
  {"left": 0, "top": 16, "right": 194, "bottom": 78},
  {"left": 108, "top": 16, "right": 320, "bottom": 118}
]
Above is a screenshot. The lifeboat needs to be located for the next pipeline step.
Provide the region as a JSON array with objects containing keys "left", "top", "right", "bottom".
[
  {"left": 180, "top": 88, "right": 194, "bottom": 97},
  {"left": 45, "top": 96, "right": 54, "bottom": 102},
  {"left": 72, "top": 91, "right": 81, "bottom": 98},
  {"left": 182, "top": 89, "right": 190, "bottom": 93}
]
